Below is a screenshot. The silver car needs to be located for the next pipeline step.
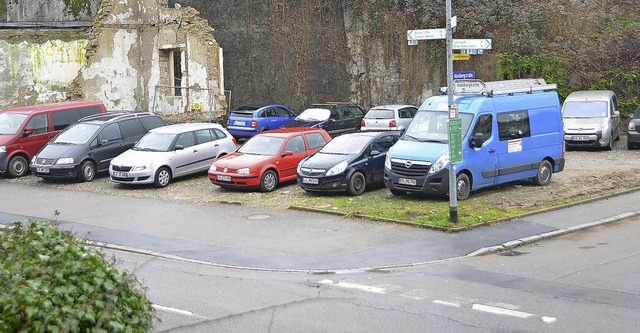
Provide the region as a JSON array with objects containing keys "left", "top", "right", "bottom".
[
  {"left": 562, "top": 90, "right": 621, "bottom": 150},
  {"left": 110, "top": 123, "right": 237, "bottom": 187},
  {"left": 360, "top": 105, "right": 417, "bottom": 131}
]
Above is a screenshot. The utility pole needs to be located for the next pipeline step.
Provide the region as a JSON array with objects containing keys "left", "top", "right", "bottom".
[{"left": 446, "top": 0, "right": 458, "bottom": 223}]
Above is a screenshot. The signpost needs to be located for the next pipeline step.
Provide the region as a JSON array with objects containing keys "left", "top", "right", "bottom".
[
  {"left": 453, "top": 54, "right": 470, "bottom": 61},
  {"left": 453, "top": 71, "right": 475, "bottom": 80},
  {"left": 448, "top": 118, "right": 463, "bottom": 164},
  {"left": 452, "top": 39, "right": 492, "bottom": 50},
  {"left": 407, "top": 28, "right": 446, "bottom": 41}
]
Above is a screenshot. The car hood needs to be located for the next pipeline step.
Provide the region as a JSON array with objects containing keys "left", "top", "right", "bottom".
[
  {"left": 213, "top": 152, "right": 275, "bottom": 169},
  {"left": 0, "top": 134, "right": 15, "bottom": 146},
  {"left": 388, "top": 139, "right": 447, "bottom": 162},
  {"left": 280, "top": 119, "right": 325, "bottom": 128},
  {"left": 300, "top": 152, "right": 353, "bottom": 170},
  {"left": 36, "top": 143, "right": 81, "bottom": 159},
  {"left": 563, "top": 117, "right": 606, "bottom": 130},
  {"left": 111, "top": 149, "right": 172, "bottom": 167}
]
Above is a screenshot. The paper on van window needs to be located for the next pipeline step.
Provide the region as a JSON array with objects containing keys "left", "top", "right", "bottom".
[{"left": 508, "top": 139, "right": 522, "bottom": 153}]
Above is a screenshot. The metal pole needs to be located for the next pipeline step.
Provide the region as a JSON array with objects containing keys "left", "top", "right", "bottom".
[{"left": 446, "top": 0, "right": 458, "bottom": 223}]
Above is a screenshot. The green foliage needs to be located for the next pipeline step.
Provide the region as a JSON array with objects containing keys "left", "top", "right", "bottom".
[
  {"left": 0, "top": 221, "right": 155, "bottom": 332},
  {"left": 63, "top": 0, "right": 91, "bottom": 18},
  {"left": 589, "top": 69, "right": 640, "bottom": 117}
]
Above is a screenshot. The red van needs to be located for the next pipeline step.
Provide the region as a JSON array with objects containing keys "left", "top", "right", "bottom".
[{"left": 0, "top": 101, "right": 107, "bottom": 177}]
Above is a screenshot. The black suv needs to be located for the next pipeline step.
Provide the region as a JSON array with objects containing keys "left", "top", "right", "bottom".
[
  {"left": 30, "top": 112, "right": 165, "bottom": 182},
  {"left": 281, "top": 102, "right": 365, "bottom": 136}
]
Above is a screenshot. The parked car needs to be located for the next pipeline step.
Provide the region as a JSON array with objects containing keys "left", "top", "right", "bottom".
[
  {"left": 360, "top": 105, "right": 417, "bottom": 132},
  {"left": 627, "top": 106, "right": 640, "bottom": 150},
  {"left": 208, "top": 128, "right": 331, "bottom": 192},
  {"left": 280, "top": 102, "right": 365, "bottom": 136},
  {"left": 226, "top": 103, "right": 297, "bottom": 138},
  {"left": 297, "top": 131, "right": 400, "bottom": 195},
  {"left": 0, "top": 101, "right": 107, "bottom": 178},
  {"left": 109, "top": 123, "right": 236, "bottom": 188},
  {"left": 562, "top": 90, "right": 621, "bottom": 150},
  {"left": 30, "top": 112, "right": 165, "bottom": 182}
]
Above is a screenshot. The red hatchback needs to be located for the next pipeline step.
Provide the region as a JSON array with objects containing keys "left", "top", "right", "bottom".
[{"left": 208, "top": 128, "right": 331, "bottom": 192}]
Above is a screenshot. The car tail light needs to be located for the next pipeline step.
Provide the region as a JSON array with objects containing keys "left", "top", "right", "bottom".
[
  {"left": 389, "top": 119, "right": 397, "bottom": 128},
  {"left": 361, "top": 119, "right": 366, "bottom": 127},
  {"left": 629, "top": 122, "right": 635, "bottom": 131},
  {"left": 232, "top": 137, "right": 237, "bottom": 145},
  {"left": 251, "top": 120, "right": 258, "bottom": 128},
  {"left": 226, "top": 118, "right": 230, "bottom": 126}
]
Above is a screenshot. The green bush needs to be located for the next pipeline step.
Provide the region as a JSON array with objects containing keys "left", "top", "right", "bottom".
[{"left": 0, "top": 221, "right": 155, "bottom": 332}]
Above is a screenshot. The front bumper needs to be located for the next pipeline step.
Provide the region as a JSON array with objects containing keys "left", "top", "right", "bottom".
[
  {"left": 30, "top": 163, "right": 80, "bottom": 179},
  {"left": 110, "top": 168, "right": 154, "bottom": 184},
  {"left": 384, "top": 167, "right": 450, "bottom": 195},
  {"left": 564, "top": 130, "right": 606, "bottom": 147},
  {"left": 297, "top": 174, "right": 348, "bottom": 192},
  {"left": 0, "top": 152, "right": 7, "bottom": 173},
  {"left": 208, "top": 172, "right": 260, "bottom": 188}
]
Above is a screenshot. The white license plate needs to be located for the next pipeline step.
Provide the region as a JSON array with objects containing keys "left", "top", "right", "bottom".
[
  {"left": 572, "top": 136, "right": 590, "bottom": 141},
  {"left": 302, "top": 177, "right": 319, "bottom": 184},
  {"left": 36, "top": 167, "right": 49, "bottom": 173},
  {"left": 217, "top": 175, "right": 232, "bottom": 182},
  {"left": 233, "top": 120, "right": 246, "bottom": 126},
  {"left": 398, "top": 177, "right": 417, "bottom": 186},
  {"left": 112, "top": 171, "right": 128, "bottom": 178}
]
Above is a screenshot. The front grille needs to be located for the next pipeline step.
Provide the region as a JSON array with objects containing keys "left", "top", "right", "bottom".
[
  {"left": 299, "top": 167, "right": 325, "bottom": 177},
  {"left": 390, "top": 159, "right": 431, "bottom": 177},
  {"left": 111, "top": 165, "right": 132, "bottom": 172},
  {"left": 36, "top": 158, "right": 55, "bottom": 166}
]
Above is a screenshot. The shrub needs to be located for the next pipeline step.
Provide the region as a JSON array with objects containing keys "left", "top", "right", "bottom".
[{"left": 0, "top": 221, "right": 155, "bottom": 332}]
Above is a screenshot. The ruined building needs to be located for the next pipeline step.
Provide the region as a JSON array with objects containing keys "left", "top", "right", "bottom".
[{"left": 0, "top": 0, "right": 226, "bottom": 116}]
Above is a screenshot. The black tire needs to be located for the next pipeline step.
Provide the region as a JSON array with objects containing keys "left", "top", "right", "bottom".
[
  {"left": 456, "top": 173, "right": 471, "bottom": 200},
  {"left": 77, "top": 161, "right": 96, "bottom": 182},
  {"left": 153, "top": 167, "right": 171, "bottom": 188},
  {"left": 7, "top": 155, "right": 28, "bottom": 178},
  {"left": 259, "top": 126, "right": 269, "bottom": 133},
  {"left": 260, "top": 170, "right": 278, "bottom": 192},
  {"left": 346, "top": 172, "right": 366, "bottom": 196},
  {"left": 533, "top": 160, "right": 553, "bottom": 186}
]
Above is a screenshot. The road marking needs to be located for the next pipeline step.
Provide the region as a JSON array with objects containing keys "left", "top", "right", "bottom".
[
  {"left": 433, "top": 300, "right": 461, "bottom": 307},
  {"left": 472, "top": 304, "right": 534, "bottom": 318},
  {"left": 319, "top": 279, "right": 386, "bottom": 294},
  {"left": 152, "top": 304, "right": 208, "bottom": 319},
  {"left": 542, "top": 316, "right": 557, "bottom": 323}
]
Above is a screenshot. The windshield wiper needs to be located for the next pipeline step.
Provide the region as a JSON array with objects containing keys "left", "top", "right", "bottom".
[
  {"left": 404, "top": 134, "right": 425, "bottom": 142},
  {"left": 53, "top": 141, "right": 74, "bottom": 145},
  {"left": 134, "top": 147, "right": 158, "bottom": 152}
]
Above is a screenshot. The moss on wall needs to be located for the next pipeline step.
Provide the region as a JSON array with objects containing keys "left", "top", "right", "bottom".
[{"left": 63, "top": 0, "right": 91, "bottom": 18}]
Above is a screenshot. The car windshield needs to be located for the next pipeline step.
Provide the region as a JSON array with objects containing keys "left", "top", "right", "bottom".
[
  {"left": 563, "top": 101, "right": 608, "bottom": 118},
  {"left": 365, "top": 109, "right": 394, "bottom": 119},
  {"left": 133, "top": 132, "right": 176, "bottom": 152},
  {"left": 0, "top": 112, "right": 28, "bottom": 135},
  {"left": 52, "top": 123, "right": 101, "bottom": 145},
  {"left": 238, "top": 135, "right": 285, "bottom": 156},
  {"left": 403, "top": 111, "right": 474, "bottom": 143},
  {"left": 296, "top": 108, "right": 330, "bottom": 121},
  {"left": 319, "top": 135, "right": 371, "bottom": 155}
]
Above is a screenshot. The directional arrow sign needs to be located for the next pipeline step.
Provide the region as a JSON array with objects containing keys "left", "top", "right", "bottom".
[
  {"left": 452, "top": 39, "right": 492, "bottom": 50},
  {"left": 407, "top": 29, "right": 446, "bottom": 41}
]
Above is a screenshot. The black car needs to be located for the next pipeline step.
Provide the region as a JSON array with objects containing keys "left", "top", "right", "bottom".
[
  {"left": 30, "top": 112, "right": 165, "bottom": 182},
  {"left": 281, "top": 102, "right": 365, "bottom": 137},
  {"left": 297, "top": 131, "right": 399, "bottom": 195},
  {"left": 627, "top": 106, "right": 640, "bottom": 149}
]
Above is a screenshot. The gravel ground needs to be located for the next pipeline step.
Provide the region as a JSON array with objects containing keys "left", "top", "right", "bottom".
[{"left": 3, "top": 135, "right": 640, "bottom": 211}]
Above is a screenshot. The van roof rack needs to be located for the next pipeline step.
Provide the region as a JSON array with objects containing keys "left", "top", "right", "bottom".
[{"left": 440, "top": 79, "right": 557, "bottom": 96}]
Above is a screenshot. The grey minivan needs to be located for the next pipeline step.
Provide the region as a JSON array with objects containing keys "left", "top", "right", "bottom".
[{"left": 562, "top": 90, "right": 620, "bottom": 150}]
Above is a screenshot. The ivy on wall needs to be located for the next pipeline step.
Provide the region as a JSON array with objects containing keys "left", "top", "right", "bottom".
[{"left": 496, "top": 53, "right": 575, "bottom": 100}]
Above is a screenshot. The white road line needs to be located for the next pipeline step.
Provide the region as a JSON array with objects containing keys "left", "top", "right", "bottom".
[
  {"left": 319, "top": 279, "right": 386, "bottom": 294},
  {"left": 433, "top": 300, "right": 461, "bottom": 307},
  {"left": 542, "top": 316, "right": 557, "bottom": 323},
  {"left": 472, "top": 304, "right": 534, "bottom": 319},
  {"left": 152, "top": 304, "right": 208, "bottom": 319}
]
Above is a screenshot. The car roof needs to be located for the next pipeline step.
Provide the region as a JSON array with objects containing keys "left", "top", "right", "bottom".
[
  {"left": 340, "top": 131, "right": 399, "bottom": 139},
  {"left": 312, "top": 102, "right": 359, "bottom": 108},
  {"left": 564, "top": 90, "right": 616, "bottom": 103},
  {"left": 232, "top": 103, "right": 288, "bottom": 111},
  {"left": 257, "top": 128, "right": 325, "bottom": 137},
  {"left": 150, "top": 122, "right": 223, "bottom": 134},
  {"left": 0, "top": 101, "right": 104, "bottom": 114},
  {"left": 368, "top": 105, "right": 416, "bottom": 111}
]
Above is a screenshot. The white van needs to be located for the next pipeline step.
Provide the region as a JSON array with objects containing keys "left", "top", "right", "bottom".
[{"left": 562, "top": 90, "right": 620, "bottom": 150}]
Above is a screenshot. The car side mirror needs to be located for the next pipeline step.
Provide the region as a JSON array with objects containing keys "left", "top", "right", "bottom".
[
  {"left": 174, "top": 145, "right": 184, "bottom": 150},
  {"left": 370, "top": 150, "right": 380, "bottom": 157},
  {"left": 469, "top": 133, "right": 485, "bottom": 148},
  {"left": 100, "top": 139, "right": 109, "bottom": 146},
  {"left": 282, "top": 150, "right": 294, "bottom": 157},
  {"left": 22, "top": 128, "right": 35, "bottom": 137}
]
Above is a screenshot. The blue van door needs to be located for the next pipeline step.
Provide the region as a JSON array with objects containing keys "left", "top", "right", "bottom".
[
  {"left": 494, "top": 110, "right": 536, "bottom": 184},
  {"left": 464, "top": 113, "right": 497, "bottom": 189}
]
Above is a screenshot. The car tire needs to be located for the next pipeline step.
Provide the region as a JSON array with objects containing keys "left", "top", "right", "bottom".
[
  {"left": 153, "top": 167, "right": 171, "bottom": 188},
  {"left": 533, "top": 160, "right": 553, "bottom": 186},
  {"left": 77, "top": 161, "right": 96, "bottom": 182},
  {"left": 456, "top": 173, "right": 471, "bottom": 200},
  {"left": 7, "top": 155, "right": 28, "bottom": 178},
  {"left": 259, "top": 126, "right": 268, "bottom": 133},
  {"left": 346, "top": 171, "right": 366, "bottom": 196},
  {"left": 605, "top": 137, "right": 613, "bottom": 151},
  {"left": 260, "top": 170, "right": 278, "bottom": 192}
]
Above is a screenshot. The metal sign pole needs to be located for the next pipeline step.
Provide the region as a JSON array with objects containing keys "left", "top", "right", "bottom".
[{"left": 446, "top": 0, "right": 458, "bottom": 223}]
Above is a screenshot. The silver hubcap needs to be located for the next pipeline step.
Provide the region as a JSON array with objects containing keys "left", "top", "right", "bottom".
[
  {"left": 457, "top": 179, "right": 468, "bottom": 196},
  {"left": 84, "top": 165, "right": 94, "bottom": 179},
  {"left": 264, "top": 173, "right": 276, "bottom": 190},
  {"left": 541, "top": 165, "right": 550, "bottom": 182},
  {"left": 158, "top": 170, "right": 170, "bottom": 186},
  {"left": 13, "top": 160, "right": 25, "bottom": 174}
]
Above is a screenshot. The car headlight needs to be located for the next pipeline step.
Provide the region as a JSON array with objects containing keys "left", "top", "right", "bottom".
[
  {"left": 209, "top": 164, "right": 217, "bottom": 172},
  {"left": 326, "top": 161, "right": 348, "bottom": 176},
  {"left": 384, "top": 154, "right": 391, "bottom": 170},
  {"left": 0, "top": 146, "right": 5, "bottom": 153},
  {"left": 56, "top": 157, "right": 74, "bottom": 165},
  {"left": 429, "top": 152, "right": 449, "bottom": 174},
  {"left": 131, "top": 165, "right": 147, "bottom": 171},
  {"left": 238, "top": 168, "right": 250, "bottom": 174}
]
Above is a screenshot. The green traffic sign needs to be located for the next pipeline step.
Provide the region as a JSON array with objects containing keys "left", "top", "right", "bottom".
[{"left": 448, "top": 118, "right": 462, "bottom": 164}]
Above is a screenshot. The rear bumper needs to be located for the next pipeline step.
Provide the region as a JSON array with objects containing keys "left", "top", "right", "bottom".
[
  {"left": 227, "top": 127, "right": 259, "bottom": 138},
  {"left": 563, "top": 130, "right": 607, "bottom": 147}
]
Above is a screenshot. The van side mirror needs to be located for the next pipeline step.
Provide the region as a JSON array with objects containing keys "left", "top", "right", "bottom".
[
  {"left": 22, "top": 128, "right": 35, "bottom": 137},
  {"left": 100, "top": 139, "right": 109, "bottom": 146},
  {"left": 614, "top": 111, "right": 620, "bottom": 117},
  {"left": 469, "top": 133, "right": 485, "bottom": 148},
  {"left": 370, "top": 150, "right": 380, "bottom": 157}
]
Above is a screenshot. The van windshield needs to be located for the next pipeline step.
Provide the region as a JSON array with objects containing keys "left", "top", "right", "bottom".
[
  {"left": 403, "top": 111, "right": 473, "bottom": 143},
  {"left": 0, "top": 112, "right": 28, "bottom": 135},
  {"left": 52, "top": 123, "right": 101, "bottom": 145},
  {"left": 563, "top": 101, "right": 608, "bottom": 118}
]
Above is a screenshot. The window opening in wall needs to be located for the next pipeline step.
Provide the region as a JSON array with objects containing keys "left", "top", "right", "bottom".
[{"left": 172, "top": 50, "right": 183, "bottom": 96}]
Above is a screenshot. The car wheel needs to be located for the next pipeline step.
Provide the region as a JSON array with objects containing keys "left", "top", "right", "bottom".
[
  {"left": 346, "top": 171, "right": 366, "bottom": 196},
  {"left": 78, "top": 161, "right": 96, "bottom": 182},
  {"left": 260, "top": 170, "right": 278, "bottom": 192},
  {"left": 153, "top": 167, "right": 171, "bottom": 188},
  {"left": 533, "top": 160, "right": 553, "bottom": 186},
  {"left": 7, "top": 155, "right": 28, "bottom": 178},
  {"left": 456, "top": 173, "right": 471, "bottom": 200},
  {"left": 259, "top": 126, "right": 268, "bottom": 133}
]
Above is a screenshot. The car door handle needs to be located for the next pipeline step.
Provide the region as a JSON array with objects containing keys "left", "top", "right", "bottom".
[
  {"left": 214, "top": 144, "right": 219, "bottom": 147},
  {"left": 193, "top": 149, "right": 198, "bottom": 153},
  {"left": 489, "top": 149, "right": 496, "bottom": 153}
]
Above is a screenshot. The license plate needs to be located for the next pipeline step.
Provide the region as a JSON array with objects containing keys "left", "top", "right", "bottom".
[
  {"left": 398, "top": 177, "right": 417, "bottom": 186},
  {"left": 302, "top": 177, "right": 319, "bottom": 184},
  {"left": 233, "top": 120, "right": 246, "bottom": 126},
  {"left": 571, "top": 135, "right": 590, "bottom": 141},
  {"left": 112, "top": 171, "right": 128, "bottom": 178},
  {"left": 36, "top": 167, "right": 49, "bottom": 173},
  {"left": 217, "top": 175, "right": 232, "bottom": 182}
]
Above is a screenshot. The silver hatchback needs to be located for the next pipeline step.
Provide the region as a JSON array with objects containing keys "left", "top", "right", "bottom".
[
  {"left": 110, "top": 123, "right": 237, "bottom": 187},
  {"left": 360, "top": 105, "right": 417, "bottom": 131}
]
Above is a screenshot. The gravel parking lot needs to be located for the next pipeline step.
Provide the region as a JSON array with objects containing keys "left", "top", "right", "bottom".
[{"left": 2, "top": 135, "right": 640, "bottom": 212}]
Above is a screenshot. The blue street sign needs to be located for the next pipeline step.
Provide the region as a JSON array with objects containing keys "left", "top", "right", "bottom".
[{"left": 453, "top": 71, "right": 475, "bottom": 80}]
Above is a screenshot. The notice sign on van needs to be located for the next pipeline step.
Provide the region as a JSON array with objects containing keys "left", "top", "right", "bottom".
[{"left": 508, "top": 139, "right": 523, "bottom": 153}]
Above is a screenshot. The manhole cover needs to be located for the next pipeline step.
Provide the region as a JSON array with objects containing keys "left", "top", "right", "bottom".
[{"left": 247, "top": 214, "right": 271, "bottom": 220}]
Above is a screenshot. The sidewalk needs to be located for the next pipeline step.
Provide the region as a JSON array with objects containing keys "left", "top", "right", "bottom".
[{"left": 1, "top": 182, "right": 638, "bottom": 271}]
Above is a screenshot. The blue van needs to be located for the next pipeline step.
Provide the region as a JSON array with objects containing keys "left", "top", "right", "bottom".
[{"left": 384, "top": 79, "right": 565, "bottom": 200}]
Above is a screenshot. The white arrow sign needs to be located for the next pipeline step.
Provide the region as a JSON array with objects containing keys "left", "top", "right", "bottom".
[
  {"left": 407, "top": 29, "right": 446, "bottom": 41},
  {"left": 452, "top": 39, "right": 492, "bottom": 50}
]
